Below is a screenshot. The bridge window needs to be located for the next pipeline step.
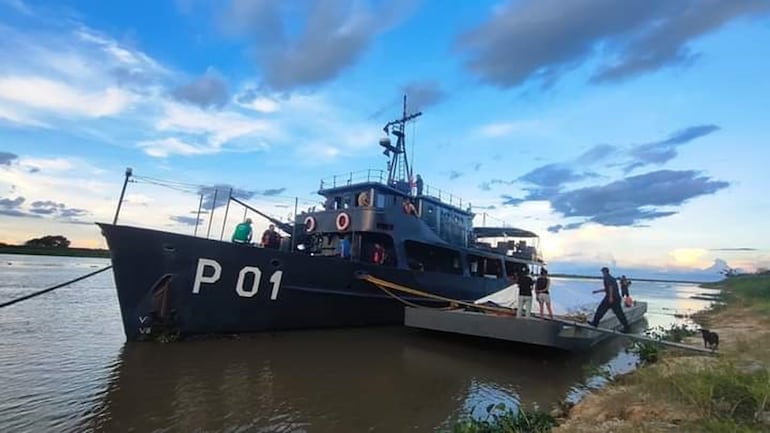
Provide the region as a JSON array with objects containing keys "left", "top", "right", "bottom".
[
  {"left": 468, "top": 254, "right": 503, "bottom": 278},
  {"left": 404, "top": 241, "right": 462, "bottom": 274},
  {"left": 505, "top": 260, "right": 528, "bottom": 278}
]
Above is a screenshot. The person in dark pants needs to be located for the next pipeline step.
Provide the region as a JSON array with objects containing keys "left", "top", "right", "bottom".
[
  {"left": 516, "top": 268, "right": 534, "bottom": 318},
  {"left": 415, "top": 174, "right": 423, "bottom": 196},
  {"left": 590, "top": 267, "right": 631, "bottom": 333}
]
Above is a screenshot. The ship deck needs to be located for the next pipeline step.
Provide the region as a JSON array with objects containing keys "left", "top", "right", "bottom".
[{"left": 404, "top": 302, "right": 648, "bottom": 351}]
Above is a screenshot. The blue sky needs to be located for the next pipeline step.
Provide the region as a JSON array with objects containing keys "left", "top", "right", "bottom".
[{"left": 1, "top": 0, "right": 769, "bottom": 279}]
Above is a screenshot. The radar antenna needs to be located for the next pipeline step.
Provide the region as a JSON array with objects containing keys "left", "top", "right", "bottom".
[{"left": 379, "top": 95, "right": 422, "bottom": 188}]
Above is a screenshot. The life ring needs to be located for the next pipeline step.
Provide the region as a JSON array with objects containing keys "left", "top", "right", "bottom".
[
  {"left": 336, "top": 212, "right": 350, "bottom": 231},
  {"left": 357, "top": 191, "right": 370, "bottom": 207},
  {"left": 304, "top": 216, "right": 316, "bottom": 233}
]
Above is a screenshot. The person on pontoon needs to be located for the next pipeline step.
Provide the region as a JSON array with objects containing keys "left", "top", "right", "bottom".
[
  {"left": 535, "top": 268, "right": 553, "bottom": 319},
  {"left": 590, "top": 267, "right": 631, "bottom": 333},
  {"left": 619, "top": 275, "right": 633, "bottom": 307},
  {"left": 517, "top": 268, "right": 534, "bottom": 318}
]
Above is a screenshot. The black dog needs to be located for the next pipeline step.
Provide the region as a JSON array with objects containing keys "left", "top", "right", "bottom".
[{"left": 700, "top": 329, "right": 719, "bottom": 350}]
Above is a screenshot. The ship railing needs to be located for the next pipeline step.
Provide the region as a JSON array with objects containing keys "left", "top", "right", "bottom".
[
  {"left": 319, "top": 169, "right": 468, "bottom": 210},
  {"left": 319, "top": 169, "right": 388, "bottom": 189},
  {"left": 421, "top": 184, "right": 466, "bottom": 210}
]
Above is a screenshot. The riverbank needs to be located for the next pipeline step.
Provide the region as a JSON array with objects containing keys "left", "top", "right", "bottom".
[
  {"left": 553, "top": 272, "right": 770, "bottom": 433},
  {"left": 0, "top": 246, "right": 109, "bottom": 258}
]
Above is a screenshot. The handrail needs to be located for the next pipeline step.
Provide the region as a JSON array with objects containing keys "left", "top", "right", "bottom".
[
  {"left": 318, "top": 169, "right": 469, "bottom": 211},
  {"left": 319, "top": 169, "right": 387, "bottom": 189}
]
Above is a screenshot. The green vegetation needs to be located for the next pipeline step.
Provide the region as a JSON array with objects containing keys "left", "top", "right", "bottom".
[
  {"left": 448, "top": 404, "right": 555, "bottom": 433},
  {"left": 705, "top": 271, "right": 770, "bottom": 315},
  {"left": 0, "top": 234, "right": 109, "bottom": 258},
  {"left": 625, "top": 355, "right": 770, "bottom": 432},
  {"left": 605, "top": 273, "right": 770, "bottom": 432},
  {"left": 628, "top": 323, "right": 700, "bottom": 366},
  {"left": 25, "top": 235, "right": 71, "bottom": 248}
]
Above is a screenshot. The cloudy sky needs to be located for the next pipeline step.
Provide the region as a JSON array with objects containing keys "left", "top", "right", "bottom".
[{"left": 1, "top": 0, "right": 768, "bottom": 278}]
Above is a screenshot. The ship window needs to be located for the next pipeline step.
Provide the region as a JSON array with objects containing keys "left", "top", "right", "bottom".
[
  {"left": 505, "top": 260, "right": 528, "bottom": 278},
  {"left": 404, "top": 240, "right": 462, "bottom": 275},
  {"left": 468, "top": 253, "right": 503, "bottom": 278}
]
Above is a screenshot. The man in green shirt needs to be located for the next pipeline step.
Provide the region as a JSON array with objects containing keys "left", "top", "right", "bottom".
[{"left": 232, "top": 218, "right": 253, "bottom": 244}]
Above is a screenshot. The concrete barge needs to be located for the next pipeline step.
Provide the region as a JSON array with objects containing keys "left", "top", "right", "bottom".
[{"left": 404, "top": 302, "right": 648, "bottom": 351}]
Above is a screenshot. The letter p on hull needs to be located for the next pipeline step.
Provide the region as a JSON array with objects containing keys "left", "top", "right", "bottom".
[{"left": 193, "top": 258, "right": 222, "bottom": 294}]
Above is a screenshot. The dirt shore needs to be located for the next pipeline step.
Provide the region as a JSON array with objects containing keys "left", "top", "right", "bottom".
[{"left": 552, "top": 281, "right": 770, "bottom": 433}]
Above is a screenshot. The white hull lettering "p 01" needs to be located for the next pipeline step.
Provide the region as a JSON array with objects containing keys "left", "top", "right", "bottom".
[{"left": 192, "top": 258, "right": 283, "bottom": 300}]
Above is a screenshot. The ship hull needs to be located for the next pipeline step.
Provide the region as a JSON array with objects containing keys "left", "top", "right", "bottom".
[{"left": 98, "top": 224, "right": 511, "bottom": 341}]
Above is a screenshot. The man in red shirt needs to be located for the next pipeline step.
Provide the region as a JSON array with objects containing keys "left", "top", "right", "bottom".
[{"left": 372, "top": 243, "right": 386, "bottom": 265}]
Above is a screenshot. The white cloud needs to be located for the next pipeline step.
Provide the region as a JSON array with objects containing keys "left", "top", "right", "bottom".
[
  {"left": 156, "top": 101, "right": 275, "bottom": 150},
  {"left": 0, "top": 0, "right": 31, "bottom": 15},
  {"left": 22, "top": 157, "right": 74, "bottom": 172},
  {"left": 238, "top": 96, "right": 281, "bottom": 113},
  {"left": 0, "top": 19, "right": 170, "bottom": 127},
  {"left": 0, "top": 103, "right": 50, "bottom": 127},
  {"left": 478, "top": 122, "right": 516, "bottom": 138},
  {"left": 0, "top": 76, "right": 135, "bottom": 118},
  {"left": 74, "top": 27, "right": 167, "bottom": 74},
  {"left": 138, "top": 137, "right": 215, "bottom": 158}
]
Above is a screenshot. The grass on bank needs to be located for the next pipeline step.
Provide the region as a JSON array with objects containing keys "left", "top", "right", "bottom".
[
  {"left": 451, "top": 273, "right": 770, "bottom": 433},
  {"left": 573, "top": 272, "right": 770, "bottom": 432},
  {"left": 704, "top": 271, "right": 770, "bottom": 315},
  {"left": 448, "top": 403, "right": 555, "bottom": 433}
]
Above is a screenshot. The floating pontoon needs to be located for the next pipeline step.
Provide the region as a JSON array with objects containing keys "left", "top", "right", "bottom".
[{"left": 404, "top": 302, "right": 648, "bottom": 351}]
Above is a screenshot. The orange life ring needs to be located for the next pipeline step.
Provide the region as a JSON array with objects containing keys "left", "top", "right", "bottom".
[
  {"left": 336, "top": 212, "right": 350, "bottom": 231},
  {"left": 304, "top": 216, "right": 316, "bottom": 233}
]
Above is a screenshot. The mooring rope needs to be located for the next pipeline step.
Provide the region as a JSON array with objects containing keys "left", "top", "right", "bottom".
[
  {"left": 0, "top": 265, "right": 113, "bottom": 309},
  {"left": 357, "top": 273, "right": 514, "bottom": 315}
]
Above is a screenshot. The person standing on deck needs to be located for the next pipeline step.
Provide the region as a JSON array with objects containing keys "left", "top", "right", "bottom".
[
  {"left": 402, "top": 198, "right": 418, "bottom": 216},
  {"left": 231, "top": 218, "right": 253, "bottom": 244},
  {"left": 337, "top": 235, "right": 351, "bottom": 259},
  {"left": 372, "top": 243, "right": 385, "bottom": 264},
  {"left": 516, "top": 268, "right": 534, "bottom": 318},
  {"left": 415, "top": 174, "right": 423, "bottom": 196},
  {"left": 535, "top": 268, "right": 553, "bottom": 319},
  {"left": 590, "top": 267, "right": 631, "bottom": 333},
  {"left": 620, "top": 275, "right": 632, "bottom": 307},
  {"left": 261, "top": 224, "right": 281, "bottom": 249}
]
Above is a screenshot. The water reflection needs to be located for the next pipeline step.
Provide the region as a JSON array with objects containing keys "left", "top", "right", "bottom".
[{"left": 86, "top": 325, "right": 643, "bottom": 433}]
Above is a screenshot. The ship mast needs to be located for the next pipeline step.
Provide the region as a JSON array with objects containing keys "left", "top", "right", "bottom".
[{"left": 380, "top": 95, "right": 422, "bottom": 186}]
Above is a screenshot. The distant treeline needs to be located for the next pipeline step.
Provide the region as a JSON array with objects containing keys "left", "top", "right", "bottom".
[
  {"left": 0, "top": 245, "right": 110, "bottom": 258},
  {"left": 551, "top": 273, "right": 709, "bottom": 285}
]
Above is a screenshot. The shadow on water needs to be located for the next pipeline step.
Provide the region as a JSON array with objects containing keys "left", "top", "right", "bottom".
[{"left": 83, "top": 322, "right": 644, "bottom": 433}]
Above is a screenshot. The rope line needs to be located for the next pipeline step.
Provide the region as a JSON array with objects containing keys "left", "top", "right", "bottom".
[
  {"left": 358, "top": 273, "right": 514, "bottom": 315},
  {"left": 0, "top": 265, "right": 113, "bottom": 309}
]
